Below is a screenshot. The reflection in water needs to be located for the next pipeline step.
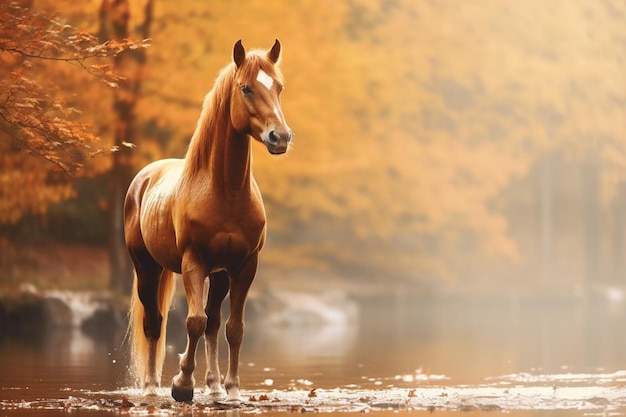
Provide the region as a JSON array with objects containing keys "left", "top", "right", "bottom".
[
  {"left": 50, "top": 328, "right": 96, "bottom": 361},
  {"left": 0, "top": 294, "right": 626, "bottom": 415},
  {"left": 0, "top": 313, "right": 128, "bottom": 408},
  {"left": 250, "top": 322, "right": 358, "bottom": 361},
  {"left": 352, "top": 294, "right": 626, "bottom": 386}
]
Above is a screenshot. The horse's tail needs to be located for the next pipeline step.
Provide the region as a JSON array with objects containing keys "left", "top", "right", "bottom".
[{"left": 128, "top": 269, "right": 176, "bottom": 388}]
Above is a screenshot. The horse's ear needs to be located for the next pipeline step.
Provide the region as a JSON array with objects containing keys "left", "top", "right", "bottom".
[
  {"left": 267, "top": 39, "right": 281, "bottom": 64},
  {"left": 233, "top": 39, "right": 246, "bottom": 68}
]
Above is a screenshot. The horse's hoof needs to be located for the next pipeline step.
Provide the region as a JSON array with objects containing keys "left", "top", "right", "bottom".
[
  {"left": 225, "top": 389, "right": 243, "bottom": 403},
  {"left": 171, "top": 385, "right": 193, "bottom": 402},
  {"left": 207, "top": 387, "right": 227, "bottom": 401},
  {"left": 225, "top": 396, "right": 243, "bottom": 403}
]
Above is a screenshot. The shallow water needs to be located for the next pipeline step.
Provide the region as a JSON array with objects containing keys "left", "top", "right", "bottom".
[{"left": 1, "top": 294, "right": 625, "bottom": 415}]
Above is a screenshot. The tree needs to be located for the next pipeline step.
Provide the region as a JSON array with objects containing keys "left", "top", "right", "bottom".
[
  {"left": 99, "top": 0, "right": 153, "bottom": 292},
  {"left": 0, "top": 1, "right": 145, "bottom": 225}
]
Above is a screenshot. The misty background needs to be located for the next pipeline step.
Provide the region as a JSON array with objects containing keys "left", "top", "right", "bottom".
[{"left": 1, "top": 0, "right": 625, "bottom": 301}]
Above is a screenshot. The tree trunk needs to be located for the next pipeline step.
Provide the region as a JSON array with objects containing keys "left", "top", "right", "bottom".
[{"left": 100, "top": 0, "right": 153, "bottom": 293}]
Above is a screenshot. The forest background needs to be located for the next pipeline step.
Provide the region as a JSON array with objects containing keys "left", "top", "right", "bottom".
[{"left": 1, "top": 0, "right": 625, "bottom": 298}]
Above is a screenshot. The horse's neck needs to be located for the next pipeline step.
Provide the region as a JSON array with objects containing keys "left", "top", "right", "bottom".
[
  {"left": 186, "top": 110, "right": 252, "bottom": 195},
  {"left": 209, "top": 126, "right": 252, "bottom": 193}
]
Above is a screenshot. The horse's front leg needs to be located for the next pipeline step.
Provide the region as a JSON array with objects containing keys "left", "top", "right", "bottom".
[
  {"left": 172, "top": 254, "right": 207, "bottom": 402},
  {"left": 224, "top": 253, "right": 258, "bottom": 402},
  {"left": 204, "top": 270, "right": 229, "bottom": 398}
]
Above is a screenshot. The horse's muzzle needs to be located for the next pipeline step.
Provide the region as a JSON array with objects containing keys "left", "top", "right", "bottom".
[{"left": 263, "top": 128, "right": 292, "bottom": 154}]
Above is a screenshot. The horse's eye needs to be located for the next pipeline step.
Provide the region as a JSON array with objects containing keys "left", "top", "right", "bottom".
[{"left": 241, "top": 85, "right": 252, "bottom": 94}]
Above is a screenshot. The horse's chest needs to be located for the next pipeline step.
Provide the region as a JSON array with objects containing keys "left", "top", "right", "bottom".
[
  {"left": 205, "top": 230, "right": 253, "bottom": 264},
  {"left": 180, "top": 199, "right": 266, "bottom": 267}
]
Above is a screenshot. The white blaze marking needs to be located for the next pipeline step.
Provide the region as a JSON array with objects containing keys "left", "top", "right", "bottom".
[
  {"left": 273, "top": 105, "right": 286, "bottom": 126},
  {"left": 256, "top": 70, "right": 274, "bottom": 90}
]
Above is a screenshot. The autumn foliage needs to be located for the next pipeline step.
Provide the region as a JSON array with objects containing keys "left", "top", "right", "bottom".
[
  {"left": 1, "top": 0, "right": 625, "bottom": 290},
  {"left": 0, "top": 1, "right": 144, "bottom": 223}
]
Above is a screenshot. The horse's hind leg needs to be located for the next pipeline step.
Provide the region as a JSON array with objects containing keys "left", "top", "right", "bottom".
[
  {"left": 172, "top": 253, "right": 207, "bottom": 402},
  {"left": 128, "top": 249, "right": 165, "bottom": 394},
  {"left": 204, "top": 269, "right": 229, "bottom": 398}
]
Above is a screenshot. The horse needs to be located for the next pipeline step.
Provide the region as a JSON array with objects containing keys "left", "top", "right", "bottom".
[{"left": 123, "top": 39, "right": 291, "bottom": 403}]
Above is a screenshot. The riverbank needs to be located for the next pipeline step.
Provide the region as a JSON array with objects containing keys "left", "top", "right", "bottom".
[{"left": 0, "top": 287, "right": 127, "bottom": 339}]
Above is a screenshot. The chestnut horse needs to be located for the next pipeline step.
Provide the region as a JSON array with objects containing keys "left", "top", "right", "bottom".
[{"left": 124, "top": 39, "right": 291, "bottom": 402}]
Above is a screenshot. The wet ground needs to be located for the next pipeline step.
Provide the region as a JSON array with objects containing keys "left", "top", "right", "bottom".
[
  {"left": 1, "top": 292, "right": 625, "bottom": 416},
  {"left": 3, "top": 380, "right": 626, "bottom": 416}
]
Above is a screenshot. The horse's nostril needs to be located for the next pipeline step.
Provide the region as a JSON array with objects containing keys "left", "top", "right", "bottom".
[{"left": 268, "top": 130, "right": 279, "bottom": 144}]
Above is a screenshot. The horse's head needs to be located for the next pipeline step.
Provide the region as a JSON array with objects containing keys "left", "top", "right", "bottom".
[{"left": 230, "top": 39, "right": 292, "bottom": 155}]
